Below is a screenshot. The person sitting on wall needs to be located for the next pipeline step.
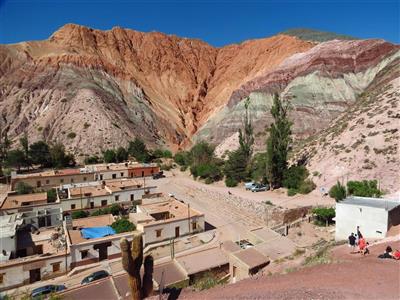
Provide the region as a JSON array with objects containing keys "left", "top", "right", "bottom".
[{"left": 378, "top": 246, "right": 393, "bottom": 259}]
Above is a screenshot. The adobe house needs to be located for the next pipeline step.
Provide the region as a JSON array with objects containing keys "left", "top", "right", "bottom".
[
  {"left": 335, "top": 196, "right": 400, "bottom": 240},
  {"left": 130, "top": 197, "right": 205, "bottom": 245}
]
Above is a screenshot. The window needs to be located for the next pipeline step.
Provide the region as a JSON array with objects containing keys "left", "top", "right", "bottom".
[
  {"left": 52, "top": 262, "right": 61, "bottom": 273},
  {"left": 156, "top": 229, "right": 162, "bottom": 238},
  {"left": 71, "top": 204, "right": 76, "bottom": 210},
  {"left": 80, "top": 250, "right": 88, "bottom": 259},
  {"left": 36, "top": 245, "right": 43, "bottom": 255},
  {"left": 130, "top": 194, "right": 134, "bottom": 201},
  {"left": 60, "top": 179, "right": 64, "bottom": 183},
  {"left": 46, "top": 180, "right": 50, "bottom": 184},
  {"left": 192, "top": 222, "right": 197, "bottom": 230},
  {"left": 36, "top": 181, "right": 41, "bottom": 188},
  {"left": 115, "top": 195, "right": 119, "bottom": 202},
  {"left": 120, "top": 172, "right": 124, "bottom": 177},
  {"left": 83, "top": 177, "right": 87, "bottom": 181},
  {"left": 0, "top": 273, "right": 4, "bottom": 284},
  {"left": 112, "top": 174, "right": 116, "bottom": 179},
  {"left": 101, "top": 200, "right": 107, "bottom": 206}
]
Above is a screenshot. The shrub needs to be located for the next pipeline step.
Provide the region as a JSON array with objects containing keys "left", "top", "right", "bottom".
[
  {"left": 160, "top": 164, "right": 172, "bottom": 171},
  {"left": 15, "top": 182, "right": 33, "bottom": 195},
  {"left": 191, "top": 163, "right": 222, "bottom": 182},
  {"left": 47, "top": 188, "right": 57, "bottom": 202},
  {"left": 103, "top": 149, "right": 117, "bottom": 163},
  {"left": 193, "top": 272, "right": 221, "bottom": 291},
  {"left": 84, "top": 155, "right": 100, "bottom": 164},
  {"left": 329, "top": 182, "right": 347, "bottom": 202},
  {"left": 283, "top": 165, "right": 308, "bottom": 189},
  {"left": 180, "top": 165, "right": 187, "bottom": 172},
  {"left": 111, "top": 218, "right": 135, "bottom": 233},
  {"left": 90, "top": 209, "right": 106, "bottom": 217},
  {"left": 347, "top": 180, "right": 382, "bottom": 197},
  {"left": 67, "top": 132, "right": 76, "bottom": 139},
  {"left": 128, "top": 138, "right": 150, "bottom": 163},
  {"left": 72, "top": 210, "right": 89, "bottom": 219},
  {"left": 174, "top": 151, "right": 191, "bottom": 166},
  {"left": 116, "top": 147, "right": 128, "bottom": 162},
  {"left": 225, "top": 177, "right": 238, "bottom": 187},
  {"left": 312, "top": 207, "right": 335, "bottom": 226},
  {"left": 298, "top": 179, "right": 316, "bottom": 194},
  {"left": 287, "top": 188, "right": 297, "bottom": 196},
  {"left": 162, "top": 149, "right": 173, "bottom": 158}
]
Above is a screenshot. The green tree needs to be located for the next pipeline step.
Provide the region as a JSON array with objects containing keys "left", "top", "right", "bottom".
[
  {"left": 190, "top": 141, "right": 214, "bottom": 166},
  {"left": 47, "top": 188, "right": 57, "bottom": 202},
  {"left": 224, "top": 149, "right": 249, "bottom": 183},
  {"left": 116, "top": 147, "right": 128, "bottom": 162},
  {"left": 174, "top": 151, "right": 191, "bottom": 167},
  {"left": 312, "top": 207, "right": 335, "bottom": 226},
  {"left": 224, "top": 97, "right": 254, "bottom": 186},
  {"left": 111, "top": 218, "right": 136, "bottom": 233},
  {"left": 5, "top": 149, "right": 26, "bottom": 170},
  {"left": 347, "top": 180, "right": 382, "bottom": 197},
  {"left": 84, "top": 155, "right": 100, "bottom": 165},
  {"left": 19, "top": 133, "right": 31, "bottom": 168},
  {"left": 266, "top": 94, "right": 292, "bottom": 189},
  {"left": 329, "top": 181, "right": 347, "bottom": 202},
  {"left": 128, "top": 137, "right": 150, "bottom": 162},
  {"left": 72, "top": 210, "right": 89, "bottom": 219},
  {"left": 0, "top": 130, "right": 11, "bottom": 176},
  {"left": 103, "top": 149, "right": 117, "bottom": 163},
  {"left": 29, "top": 141, "right": 52, "bottom": 167},
  {"left": 250, "top": 152, "right": 268, "bottom": 184},
  {"left": 50, "top": 142, "right": 75, "bottom": 168},
  {"left": 15, "top": 182, "right": 33, "bottom": 194}
]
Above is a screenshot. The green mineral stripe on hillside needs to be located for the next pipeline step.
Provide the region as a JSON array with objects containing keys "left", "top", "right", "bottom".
[{"left": 281, "top": 28, "right": 357, "bottom": 42}]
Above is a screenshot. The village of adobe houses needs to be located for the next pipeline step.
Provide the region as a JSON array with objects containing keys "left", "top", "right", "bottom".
[{"left": 0, "top": 154, "right": 399, "bottom": 299}]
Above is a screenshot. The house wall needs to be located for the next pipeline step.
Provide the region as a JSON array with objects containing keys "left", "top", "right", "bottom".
[
  {"left": 128, "top": 166, "right": 160, "bottom": 178},
  {"left": 335, "top": 203, "right": 389, "bottom": 240},
  {"left": 61, "top": 187, "right": 156, "bottom": 211},
  {"left": 0, "top": 254, "right": 67, "bottom": 292},
  {"left": 0, "top": 236, "right": 17, "bottom": 254},
  {"left": 0, "top": 202, "right": 61, "bottom": 216},
  {"left": 69, "top": 232, "right": 134, "bottom": 268},
  {"left": 95, "top": 170, "right": 128, "bottom": 181},
  {"left": 11, "top": 173, "right": 95, "bottom": 191},
  {"left": 228, "top": 255, "right": 250, "bottom": 283},
  {"left": 138, "top": 215, "right": 205, "bottom": 245}
]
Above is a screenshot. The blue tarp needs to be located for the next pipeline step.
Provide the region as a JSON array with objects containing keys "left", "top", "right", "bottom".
[{"left": 81, "top": 226, "right": 116, "bottom": 239}]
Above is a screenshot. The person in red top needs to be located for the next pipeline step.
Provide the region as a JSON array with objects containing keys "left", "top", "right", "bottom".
[
  {"left": 392, "top": 249, "right": 400, "bottom": 260},
  {"left": 358, "top": 237, "right": 366, "bottom": 254}
]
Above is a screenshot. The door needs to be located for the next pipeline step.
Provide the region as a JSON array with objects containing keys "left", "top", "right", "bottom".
[
  {"left": 38, "top": 217, "right": 46, "bottom": 228},
  {"left": 29, "top": 268, "right": 41, "bottom": 283},
  {"left": 90, "top": 202, "right": 94, "bottom": 209},
  {"left": 99, "top": 247, "right": 108, "bottom": 261},
  {"left": 175, "top": 226, "right": 180, "bottom": 238}
]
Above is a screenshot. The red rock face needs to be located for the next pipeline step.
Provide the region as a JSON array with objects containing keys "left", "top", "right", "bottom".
[{"left": 0, "top": 24, "right": 398, "bottom": 155}]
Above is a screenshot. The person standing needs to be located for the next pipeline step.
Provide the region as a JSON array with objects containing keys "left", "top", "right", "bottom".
[
  {"left": 357, "top": 226, "right": 363, "bottom": 239},
  {"left": 348, "top": 233, "right": 356, "bottom": 253}
]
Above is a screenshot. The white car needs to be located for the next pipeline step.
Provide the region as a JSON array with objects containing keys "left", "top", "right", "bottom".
[{"left": 245, "top": 182, "right": 256, "bottom": 190}]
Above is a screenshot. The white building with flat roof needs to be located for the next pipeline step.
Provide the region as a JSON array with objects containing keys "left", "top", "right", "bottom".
[{"left": 335, "top": 196, "right": 400, "bottom": 240}]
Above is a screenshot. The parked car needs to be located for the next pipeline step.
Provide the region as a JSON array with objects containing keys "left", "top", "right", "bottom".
[
  {"left": 81, "top": 270, "right": 110, "bottom": 285},
  {"left": 245, "top": 182, "right": 256, "bottom": 190},
  {"left": 251, "top": 183, "right": 269, "bottom": 192},
  {"left": 31, "top": 284, "right": 66, "bottom": 299},
  {"left": 152, "top": 171, "right": 166, "bottom": 179}
]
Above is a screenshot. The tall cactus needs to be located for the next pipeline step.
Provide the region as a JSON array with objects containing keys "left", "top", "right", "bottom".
[{"left": 120, "top": 233, "right": 154, "bottom": 300}]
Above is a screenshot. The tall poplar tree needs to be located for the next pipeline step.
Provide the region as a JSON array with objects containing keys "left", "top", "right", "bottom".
[{"left": 266, "top": 94, "right": 292, "bottom": 189}]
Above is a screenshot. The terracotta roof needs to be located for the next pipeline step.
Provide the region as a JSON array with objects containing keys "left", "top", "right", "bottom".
[
  {"left": 1, "top": 192, "right": 48, "bottom": 209},
  {"left": 105, "top": 179, "right": 142, "bottom": 192},
  {"left": 13, "top": 168, "right": 84, "bottom": 179},
  {"left": 221, "top": 240, "right": 241, "bottom": 253},
  {"left": 176, "top": 247, "right": 228, "bottom": 275},
  {"left": 69, "top": 186, "right": 109, "bottom": 198},
  {"left": 137, "top": 199, "right": 204, "bottom": 226},
  {"left": 72, "top": 214, "right": 115, "bottom": 228},
  {"left": 232, "top": 247, "right": 269, "bottom": 269}
]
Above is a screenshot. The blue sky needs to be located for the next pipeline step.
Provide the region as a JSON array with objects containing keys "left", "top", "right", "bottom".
[{"left": 0, "top": 0, "right": 398, "bottom": 46}]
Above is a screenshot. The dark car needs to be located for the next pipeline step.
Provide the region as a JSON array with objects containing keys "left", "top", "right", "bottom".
[
  {"left": 81, "top": 270, "right": 110, "bottom": 285},
  {"left": 31, "top": 284, "right": 66, "bottom": 299},
  {"left": 152, "top": 171, "right": 166, "bottom": 179}
]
